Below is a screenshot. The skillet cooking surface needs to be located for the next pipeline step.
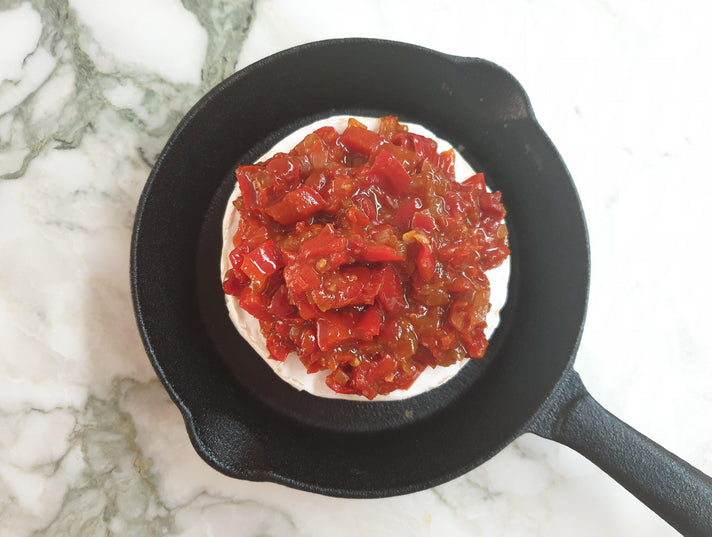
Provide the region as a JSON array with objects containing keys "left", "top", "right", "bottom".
[{"left": 131, "top": 39, "right": 589, "bottom": 496}]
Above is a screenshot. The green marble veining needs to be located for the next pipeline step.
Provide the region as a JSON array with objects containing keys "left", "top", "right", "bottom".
[
  {"left": 32, "top": 381, "right": 175, "bottom": 537},
  {"left": 0, "top": 0, "right": 255, "bottom": 180},
  {"left": 0, "top": 380, "right": 302, "bottom": 537}
]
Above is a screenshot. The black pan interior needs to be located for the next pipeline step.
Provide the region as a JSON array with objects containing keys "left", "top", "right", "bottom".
[{"left": 131, "top": 39, "right": 589, "bottom": 497}]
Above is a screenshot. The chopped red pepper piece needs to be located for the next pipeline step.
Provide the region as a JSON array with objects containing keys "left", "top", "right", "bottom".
[
  {"left": 265, "top": 185, "right": 326, "bottom": 225},
  {"left": 222, "top": 268, "right": 246, "bottom": 296},
  {"left": 416, "top": 243, "right": 436, "bottom": 281},
  {"left": 376, "top": 265, "right": 407, "bottom": 314},
  {"left": 229, "top": 244, "right": 249, "bottom": 273},
  {"left": 266, "top": 334, "right": 292, "bottom": 361},
  {"left": 350, "top": 355, "right": 399, "bottom": 400},
  {"left": 299, "top": 224, "right": 348, "bottom": 260},
  {"left": 463, "top": 172, "right": 486, "bottom": 190},
  {"left": 307, "top": 266, "right": 379, "bottom": 312},
  {"left": 236, "top": 167, "right": 260, "bottom": 213},
  {"left": 316, "top": 311, "right": 357, "bottom": 351},
  {"left": 240, "top": 240, "right": 283, "bottom": 288},
  {"left": 411, "top": 211, "right": 437, "bottom": 232},
  {"left": 480, "top": 191, "right": 506, "bottom": 219},
  {"left": 391, "top": 197, "right": 423, "bottom": 229},
  {"left": 370, "top": 149, "right": 412, "bottom": 196},
  {"left": 438, "top": 148, "right": 456, "bottom": 179},
  {"left": 313, "top": 126, "right": 339, "bottom": 145},
  {"left": 355, "top": 305, "right": 382, "bottom": 340},
  {"left": 339, "top": 125, "right": 385, "bottom": 155},
  {"left": 356, "top": 243, "right": 406, "bottom": 263},
  {"left": 267, "top": 284, "right": 295, "bottom": 318},
  {"left": 346, "top": 205, "right": 371, "bottom": 227},
  {"left": 410, "top": 132, "right": 439, "bottom": 165},
  {"left": 238, "top": 286, "right": 270, "bottom": 321},
  {"left": 266, "top": 153, "right": 300, "bottom": 183},
  {"left": 353, "top": 193, "right": 379, "bottom": 223}
]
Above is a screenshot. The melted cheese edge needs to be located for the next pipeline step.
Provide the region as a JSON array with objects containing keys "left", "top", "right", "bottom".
[{"left": 221, "top": 116, "right": 510, "bottom": 400}]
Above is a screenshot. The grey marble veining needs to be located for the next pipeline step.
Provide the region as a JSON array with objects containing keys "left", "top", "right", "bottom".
[
  {"left": 30, "top": 381, "right": 174, "bottom": 536},
  {"left": 0, "top": 0, "right": 254, "bottom": 180}
]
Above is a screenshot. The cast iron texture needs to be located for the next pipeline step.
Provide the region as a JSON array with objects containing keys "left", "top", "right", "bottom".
[{"left": 131, "top": 39, "right": 712, "bottom": 535}]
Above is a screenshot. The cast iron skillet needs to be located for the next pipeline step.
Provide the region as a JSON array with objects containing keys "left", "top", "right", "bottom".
[{"left": 131, "top": 39, "right": 712, "bottom": 535}]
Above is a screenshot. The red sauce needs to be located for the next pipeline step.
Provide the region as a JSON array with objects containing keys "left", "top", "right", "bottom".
[{"left": 223, "top": 116, "right": 510, "bottom": 399}]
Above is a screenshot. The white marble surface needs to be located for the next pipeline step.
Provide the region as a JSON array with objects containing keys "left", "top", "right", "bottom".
[{"left": 1, "top": 0, "right": 710, "bottom": 535}]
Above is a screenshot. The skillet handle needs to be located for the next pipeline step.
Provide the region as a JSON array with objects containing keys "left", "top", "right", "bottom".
[{"left": 529, "top": 368, "right": 712, "bottom": 537}]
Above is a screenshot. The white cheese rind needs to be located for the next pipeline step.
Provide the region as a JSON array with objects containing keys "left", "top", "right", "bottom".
[{"left": 221, "top": 116, "right": 510, "bottom": 400}]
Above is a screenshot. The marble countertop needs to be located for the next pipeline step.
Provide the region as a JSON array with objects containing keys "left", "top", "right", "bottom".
[{"left": 1, "top": 0, "right": 711, "bottom": 535}]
